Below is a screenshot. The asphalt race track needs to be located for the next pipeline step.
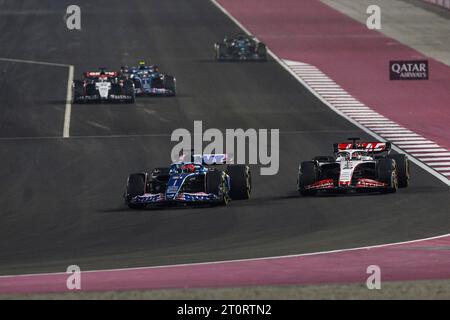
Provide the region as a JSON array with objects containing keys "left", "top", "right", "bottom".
[{"left": 0, "top": 0, "right": 449, "bottom": 276}]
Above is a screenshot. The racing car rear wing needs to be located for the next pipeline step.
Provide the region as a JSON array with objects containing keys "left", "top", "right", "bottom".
[
  {"left": 83, "top": 71, "right": 118, "bottom": 79},
  {"left": 193, "top": 154, "right": 233, "bottom": 165},
  {"left": 178, "top": 150, "right": 233, "bottom": 165},
  {"left": 333, "top": 140, "right": 391, "bottom": 153}
]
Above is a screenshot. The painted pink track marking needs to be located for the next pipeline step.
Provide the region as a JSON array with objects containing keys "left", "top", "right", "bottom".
[
  {"left": 216, "top": 0, "right": 450, "bottom": 154},
  {"left": 422, "top": 0, "right": 450, "bottom": 10},
  {"left": 1, "top": 236, "right": 450, "bottom": 293}
]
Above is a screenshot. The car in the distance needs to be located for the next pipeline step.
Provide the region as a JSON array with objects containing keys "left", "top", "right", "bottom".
[{"left": 214, "top": 34, "right": 267, "bottom": 61}]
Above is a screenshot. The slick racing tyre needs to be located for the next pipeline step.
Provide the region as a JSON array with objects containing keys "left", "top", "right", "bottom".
[
  {"left": 257, "top": 43, "right": 268, "bottom": 61},
  {"left": 126, "top": 173, "right": 146, "bottom": 209},
  {"left": 206, "top": 170, "right": 229, "bottom": 206},
  {"left": 298, "top": 161, "right": 318, "bottom": 196},
  {"left": 215, "top": 43, "right": 227, "bottom": 61},
  {"left": 72, "top": 80, "right": 85, "bottom": 103},
  {"left": 110, "top": 83, "right": 122, "bottom": 95},
  {"left": 122, "top": 79, "right": 135, "bottom": 103},
  {"left": 377, "top": 158, "right": 398, "bottom": 193},
  {"left": 85, "top": 83, "right": 97, "bottom": 96},
  {"left": 389, "top": 154, "right": 410, "bottom": 188},
  {"left": 163, "top": 75, "right": 176, "bottom": 96},
  {"left": 226, "top": 165, "right": 251, "bottom": 200},
  {"left": 133, "top": 78, "right": 142, "bottom": 90}
]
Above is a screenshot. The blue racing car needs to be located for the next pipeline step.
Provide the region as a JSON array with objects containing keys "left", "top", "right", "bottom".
[
  {"left": 124, "top": 153, "right": 251, "bottom": 209},
  {"left": 120, "top": 61, "right": 176, "bottom": 96}
]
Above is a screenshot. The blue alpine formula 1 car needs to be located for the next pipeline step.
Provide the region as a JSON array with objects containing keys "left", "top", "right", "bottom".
[
  {"left": 120, "top": 61, "right": 176, "bottom": 96},
  {"left": 124, "top": 154, "right": 251, "bottom": 209}
]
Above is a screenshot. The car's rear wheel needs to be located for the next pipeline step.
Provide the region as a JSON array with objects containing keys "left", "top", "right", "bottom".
[
  {"left": 226, "top": 165, "right": 251, "bottom": 200},
  {"left": 298, "top": 161, "right": 318, "bottom": 196}
]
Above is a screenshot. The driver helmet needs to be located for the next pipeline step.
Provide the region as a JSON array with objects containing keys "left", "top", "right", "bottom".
[
  {"left": 351, "top": 151, "right": 364, "bottom": 160},
  {"left": 180, "top": 164, "right": 196, "bottom": 173},
  {"left": 138, "top": 60, "right": 147, "bottom": 70},
  {"left": 99, "top": 70, "right": 108, "bottom": 81}
]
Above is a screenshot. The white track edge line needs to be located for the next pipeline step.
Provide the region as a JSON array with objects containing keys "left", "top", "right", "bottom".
[
  {"left": 0, "top": 57, "right": 71, "bottom": 68},
  {"left": 1, "top": 57, "right": 74, "bottom": 138},
  {"left": 63, "top": 65, "right": 74, "bottom": 138},
  {"left": 1, "top": 230, "right": 450, "bottom": 279}
]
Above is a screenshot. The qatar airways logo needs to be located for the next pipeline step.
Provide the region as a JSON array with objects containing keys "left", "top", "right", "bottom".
[{"left": 390, "top": 60, "right": 429, "bottom": 80}]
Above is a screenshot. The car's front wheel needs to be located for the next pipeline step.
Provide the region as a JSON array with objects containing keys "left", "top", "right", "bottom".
[
  {"left": 215, "top": 43, "right": 227, "bottom": 61},
  {"left": 72, "top": 80, "right": 85, "bottom": 103},
  {"left": 298, "top": 161, "right": 318, "bottom": 196},
  {"left": 125, "top": 173, "right": 146, "bottom": 209},
  {"left": 206, "top": 170, "right": 230, "bottom": 206},
  {"left": 389, "top": 154, "right": 410, "bottom": 188},
  {"left": 122, "top": 80, "right": 135, "bottom": 103},
  {"left": 163, "top": 75, "right": 176, "bottom": 96},
  {"left": 377, "top": 159, "right": 398, "bottom": 193},
  {"left": 257, "top": 43, "right": 268, "bottom": 61}
]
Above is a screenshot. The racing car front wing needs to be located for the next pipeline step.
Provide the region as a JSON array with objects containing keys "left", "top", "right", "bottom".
[
  {"left": 305, "top": 178, "right": 388, "bottom": 192},
  {"left": 135, "top": 88, "right": 175, "bottom": 96},
  {"left": 74, "top": 94, "right": 134, "bottom": 103},
  {"left": 218, "top": 54, "right": 266, "bottom": 61},
  {"left": 129, "top": 192, "right": 221, "bottom": 206}
]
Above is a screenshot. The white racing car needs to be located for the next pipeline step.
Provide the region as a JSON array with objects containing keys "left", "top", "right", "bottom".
[
  {"left": 72, "top": 68, "right": 135, "bottom": 103},
  {"left": 297, "top": 138, "right": 410, "bottom": 195}
]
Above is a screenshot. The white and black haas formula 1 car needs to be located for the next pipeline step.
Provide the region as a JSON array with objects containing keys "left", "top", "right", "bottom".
[
  {"left": 72, "top": 68, "right": 135, "bottom": 103},
  {"left": 124, "top": 153, "right": 251, "bottom": 209},
  {"left": 297, "top": 138, "right": 410, "bottom": 195},
  {"left": 214, "top": 33, "right": 267, "bottom": 61}
]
